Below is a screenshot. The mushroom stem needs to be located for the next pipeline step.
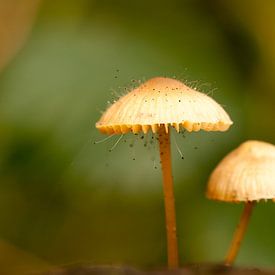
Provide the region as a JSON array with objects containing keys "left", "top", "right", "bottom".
[
  {"left": 225, "top": 201, "right": 255, "bottom": 265},
  {"left": 158, "top": 125, "right": 179, "bottom": 269}
]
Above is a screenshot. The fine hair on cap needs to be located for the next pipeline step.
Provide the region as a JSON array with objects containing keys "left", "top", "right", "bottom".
[{"left": 96, "top": 77, "right": 233, "bottom": 134}]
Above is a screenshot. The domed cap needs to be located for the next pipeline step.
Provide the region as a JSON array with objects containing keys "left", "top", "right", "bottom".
[
  {"left": 96, "top": 77, "right": 233, "bottom": 134},
  {"left": 207, "top": 140, "right": 275, "bottom": 202}
]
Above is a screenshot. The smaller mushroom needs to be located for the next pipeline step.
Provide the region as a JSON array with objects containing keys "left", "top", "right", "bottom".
[{"left": 206, "top": 140, "right": 275, "bottom": 266}]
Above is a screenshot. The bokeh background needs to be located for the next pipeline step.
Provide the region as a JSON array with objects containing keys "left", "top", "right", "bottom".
[{"left": 0, "top": 0, "right": 275, "bottom": 274}]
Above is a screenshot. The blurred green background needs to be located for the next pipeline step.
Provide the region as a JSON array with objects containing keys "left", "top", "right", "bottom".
[{"left": 0, "top": 0, "right": 275, "bottom": 274}]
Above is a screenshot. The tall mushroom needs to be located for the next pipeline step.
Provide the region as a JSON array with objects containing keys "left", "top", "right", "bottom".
[
  {"left": 96, "top": 77, "right": 232, "bottom": 268},
  {"left": 207, "top": 140, "right": 275, "bottom": 266}
]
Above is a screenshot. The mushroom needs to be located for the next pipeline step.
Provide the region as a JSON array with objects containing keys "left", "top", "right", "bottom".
[
  {"left": 96, "top": 77, "right": 232, "bottom": 268},
  {"left": 207, "top": 140, "right": 275, "bottom": 266}
]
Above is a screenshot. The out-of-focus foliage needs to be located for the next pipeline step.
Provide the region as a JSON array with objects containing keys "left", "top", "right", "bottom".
[
  {"left": 0, "top": 0, "right": 41, "bottom": 73},
  {"left": 0, "top": 0, "right": 274, "bottom": 274}
]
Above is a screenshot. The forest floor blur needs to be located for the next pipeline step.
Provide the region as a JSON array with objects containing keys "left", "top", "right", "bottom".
[{"left": 34, "top": 264, "right": 275, "bottom": 275}]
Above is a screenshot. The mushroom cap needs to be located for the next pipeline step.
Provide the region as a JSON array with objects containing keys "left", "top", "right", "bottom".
[
  {"left": 207, "top": 140, "right": 275, "bottom": 202},
  {"left": 96, "top": 77, "right": 233, "bottom": 134}
]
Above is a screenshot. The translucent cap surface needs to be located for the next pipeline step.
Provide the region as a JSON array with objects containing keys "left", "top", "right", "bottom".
[
  {"left": 207, "top": 140, "right": 275, "bottom": 202},
  {"left": 96, "top": 77, "right": 233, "bottom": 134}
]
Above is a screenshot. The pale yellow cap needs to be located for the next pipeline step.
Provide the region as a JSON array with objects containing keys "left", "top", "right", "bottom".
[
  {"left": 96, "top": 77, "right": 233, "bottom": 134},
  {"left": 207, "top": 140, "right": 275, "bottom": 202}
]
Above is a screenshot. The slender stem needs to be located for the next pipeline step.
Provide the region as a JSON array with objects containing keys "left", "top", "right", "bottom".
[
  {"left": 225, "top": 202, "right": 255, "bottom": 266},
  {"left": 158, "top": 125, "right": 179, "bottom": 269}
]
